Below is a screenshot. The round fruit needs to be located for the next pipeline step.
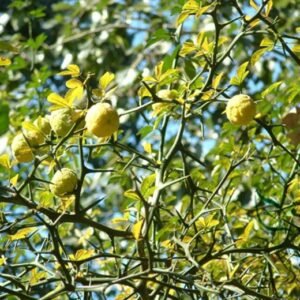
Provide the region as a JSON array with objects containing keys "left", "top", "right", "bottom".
[
  {"left": 226, "top": 94, "right": 256, "bottom": 125},
  {"left": 85, "top": 102, "right": 119, "bottom": 138},
  {"left": 50, "top": 168, "right": 78, "bottom": 196},
  {"left": 49, "top": 108, "right": 74, "bottom": 137},
  {"left": 11, "top": 133, "right": 34, "bottom": 163},
  {"left": 34, "top": 116, "right": 51, "bottom": 136}
]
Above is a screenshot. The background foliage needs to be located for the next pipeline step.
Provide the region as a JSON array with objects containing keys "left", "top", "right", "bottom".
[{"left": 1, "top": 0, "right": 300, "bottom": 299}]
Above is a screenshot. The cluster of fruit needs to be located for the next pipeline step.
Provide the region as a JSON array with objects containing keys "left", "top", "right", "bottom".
[{"left": 11, "top": 101, "right": 119, "bottom": 197}]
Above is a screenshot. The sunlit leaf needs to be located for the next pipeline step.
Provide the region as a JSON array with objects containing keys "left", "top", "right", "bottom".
[
  {"left": 143, "top": 142, "right": 152, "bottom": 154},
  {"left": 230, "top": 61, "right": 249, "bottom": 86},
  {"left": 100, "top": 72, "right": 115, "bottom": 90},
  {"left": 132, "top": 219, "right": 143, "bottom": 240},
  {"left": 0, "top": 154, "right": 10, "bottom": 169},
  {"left": 9, "top": 227, "right": 37, "bottom": 241},
  {"left": 10, "top": 174, "right": 19, "bottom": 186},
  {"left": 30, "top": 268, "right": 47, "bottom": 285},
  {"left": 47, "top": 93, "right": 70, "bottom": 108},
  {"left": 261, "top": 81, "right": 282, "bottom": 98},
  {"left": 70, "top": 249, "right": 95, "bottom": 261},
  {"left": 57, "top": 64, "right": 80, "bottom": 77},
  {"left": 124, "top": 189, "right": 141, "bottom": 201}
]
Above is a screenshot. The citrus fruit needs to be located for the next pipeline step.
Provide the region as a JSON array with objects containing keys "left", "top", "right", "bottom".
[
  {"left": 85, "top": 102, "right": 119, "bottom": 137},
  {"left": 50, "top": 168, "right": 78, "bottom": 196}
]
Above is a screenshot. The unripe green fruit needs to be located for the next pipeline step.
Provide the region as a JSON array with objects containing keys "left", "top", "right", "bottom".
[
  {"left": 34, "top": 116, "right": 51, "bottom": 136},
  {"left": 85, "top": 102, "right": 119, "bottom": 138},
  {"left": 226, "top": 94, "right": 256, "bottom": 126},
  {"left": 49, "top": 108, "right": 74, "bottom": 137},
  {"left": 50, "top": 168, "right": 78, "bottom": 196},
  {"left": 11, "top": 134, "right": 34, "bottom": 163}
]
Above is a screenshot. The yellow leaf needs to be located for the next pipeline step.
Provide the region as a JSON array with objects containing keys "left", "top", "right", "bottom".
[
  {"left": 47, "top": 93, "right": 70, "bottom": 108},
  {"left": 22, "top": 121, "right": 40, "bottom": 133},
  {"left": 292, "top": 44, "right": 300, "bottom": 53},
  {"left": 179, "top": 41, "right": 196, "bottom": 56},
  {"left": 124, "top": 189, "right": 141, "bottom": 201},
  {"left": 154, "top": 61, "right": 164, "bottom": 80},
  {"left": 195, "top": 4, "right": 211, "bottom": 18},
  {"left": 182, "top": 0, "right": 199, "bottom": 12},
  {"left": 71, "top": 249, "right": 95, "bottom": 261},
  {"left": 138, "top": 86, "right": 152, "bottom": 99},
  {"left": 176, "top": 11, "right": 190, "bottom": 26},
  {"left": 260, "top": 37, "right": 274, "bottom": 49},
  {"left": 143, "top": 142, "right": 152, "bottom": 154},
  {"left": 0, "top": 154, "right": 11, "bottom": 169},
  {"left": 10, "top": 174, "right": 19, "bottom": 186},
  {"left": 111, "top": 217, "right": 129, "bottom": 224},
  {"left": 100, "top": 72, "right": 115, "bottom": 90},
  {"left": 0, "top": 56, "right": 11, "bottom": 66},
  {"left": 132, "top": 219, "right": 143, "bottom": 240},
  {"left": 65, "top": 85, "right": 84, "bottom": 105},
  {"left": 251, "top": 48, "right": 268, "bottom": 66},
  {"left": 0, "top": 255, "right": 6, "bottom": 266},
  {"left": 212, "top": 72, "right": 224, "bottom": 89},
  {"left": 66, "top": 78, "right": 83, "bottom": 89},
  {"left": 161, "top": 240, "right": 174, "bottom": 249},
  {"left": 57, "top": 64, "right": 80, "bottom": 77},
  {"left": 196, "top": 214, "right": 219, "bottom": 229},
  {"left": 9, "top": 227, "right": 37, "bottom": 241},
  {"left": 59, "top": 194, "right": 75, "bottom": 211},
  {"left": 265, "top": 0, "right": 273, "bottom": 16},
  {"left": 30, "top": 268, "right": 47, "bottom": 285},
  {"left": 249, "top": 0, "right": 259, "bottom": 10}
]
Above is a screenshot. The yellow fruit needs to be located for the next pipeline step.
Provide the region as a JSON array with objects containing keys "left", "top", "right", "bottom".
[
  {"left": 23, "top": 130, "right": 45, "bottom": 147},
  {"left": 226, "top": 94, "right": 256, "bottom": 125},
  {"left": 11, "top": 133, "right": 34, "bottom": 163},
  {"left": 50, "top": 168, "right": 78, "bottom": 196},
  {"left": 33, "top": 116, "right": 51, "bottom": 135},
  {"left": 282, "top": 107, "right": 300, "bottom": 145},
  {"left": 85, "top": 102, "right": 119, "bottom": 137},
  {"left": 49, "top": 108, "right": 74, "bottom": 137}
]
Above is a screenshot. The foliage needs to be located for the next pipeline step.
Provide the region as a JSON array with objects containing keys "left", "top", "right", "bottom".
[{"left": 1, "top": 0, "right": 300, "bottom": 299}]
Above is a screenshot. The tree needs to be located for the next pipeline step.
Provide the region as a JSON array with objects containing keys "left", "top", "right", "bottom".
[{"left": 1, "top": 0, "right": 300, "bottom": 299}]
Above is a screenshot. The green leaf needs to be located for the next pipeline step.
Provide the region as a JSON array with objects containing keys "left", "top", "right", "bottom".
[
  {"left": 261, "top": 81, "right": 282, "bottom": 98},
  {"left": 124, "top": 189, "right": 141, "bottom": 201},
  {"left": 230, "top": 62, "right": 249, "bottom": 86},
  {"left": 0, "top": 103, "right": 9, "bottom": 135},
  {"left": 141, "top": 173, "right": 156, "bottom": 198},
  {"left": 146, "top": 29, "right": 172, "bottom": 47},
  {"left": 0, "top": 41, "right": 18, "bottom": 53}
]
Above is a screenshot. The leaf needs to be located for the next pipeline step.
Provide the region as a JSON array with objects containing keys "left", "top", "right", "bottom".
[
  {"left": 195, "top": 4, "right": 211, "bottom": 18},
  {"left": 143, "top": 142, "right": 152, "bottom": 154},
  {"left": 0, "top": 102, "right": 9, "bottom": 135},
  {"left": 9, "top": 227, "right": 37, "bottom": 241},
  {"left": 132, "top": 219, "right": 143, "bottom": 240},
  {"left": 260, "top": 37, "right": 274, "bottom": 50},
  {"left": 57, "top": 64, "right": 80, "bottom": 77},
  {"left": 0, "top": 255, "right": 6, "bottom": 266},
  {"left": 292, "top": 44, "right": 300, "bottom": 53},
  {"left": 230, "top": 62, "right": 249, "bottom": 86},
  {"left": 212, "top": 72, "right": 224, "bottom": 89},
  {"left": 66, "top": 78, "right": 83, "bottom": 89},
  {"left": 265, "top": 0, "right": 273, "bottom": 16},
  {"left": 251, "top": 48, "right": 268, "bottom": 66},
  {"left": 0, "top": 154, "right": 11, "bottom": 169},
  {"left": 0, "top": 56, "right": 11, "bottom": 66},
  {"left": 22, "top": 121, "right": 40, "bottom": 133},
  {"left": 261, "top": 81, "right": 282, "bottom": 98},
  {"left": 141, "top": 173, "right": 156, "bottom": 198},
  {"left": 179, "top": 41, "right": 196, "bottom": 56},
  {"left": 47, "top": 93, "right": 70, "bottom": 108},
  {"left": 176, "top": 11, "right": 190, "bottom": 26},
  {"left": 250, "top": 0, "right": 259, "bottom": 10},
  {"left": 10, "top": 174, "right": 19, "bottom": 186},
  {"left": 124, "top": 189, "right": 141, "bottom": 201},
  {"left": 146, "top": 28, "right": 172, "bottom": 47},
  {"left": 29, "top": 268, "right": 47, "bottom": 285},
  {"left": 196, "top": 214, "right": 219, "bottom": 229},
  {"left": 100, "top": 72, "right": 115, "bottom": 90},
  {"left": 71, "top": 249, "right": 95, "bottom": 261}
]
